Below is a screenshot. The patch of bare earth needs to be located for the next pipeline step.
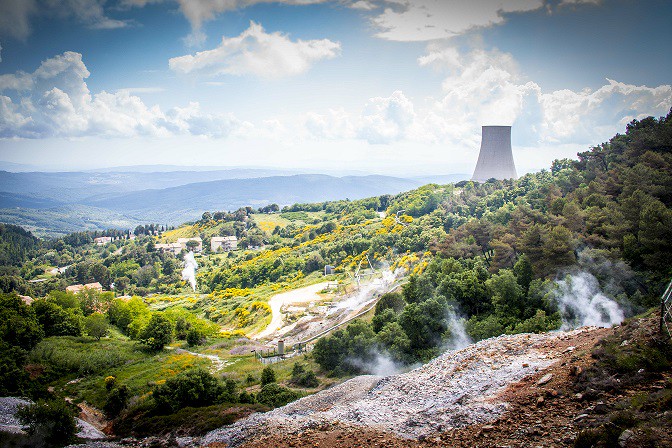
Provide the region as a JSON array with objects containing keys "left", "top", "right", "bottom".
[{"left": 222, "top": 314, "right": 672, "bottom": 448}]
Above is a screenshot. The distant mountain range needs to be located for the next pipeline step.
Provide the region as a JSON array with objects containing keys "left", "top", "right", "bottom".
[{"left": 0, "top": 169, "right": 469, "bottom": 237}]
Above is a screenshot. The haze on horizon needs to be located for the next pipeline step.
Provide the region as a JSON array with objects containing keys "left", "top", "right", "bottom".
[{"left": 0, "top": 0, "right": 671, "bottom": 176}]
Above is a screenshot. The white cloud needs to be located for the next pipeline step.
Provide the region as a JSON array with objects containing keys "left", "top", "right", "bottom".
[
  {"left": 416, "top": 45, "right": 672, "bottom": 146},
  {"left": 303, "top": 45, "right": 672, "bottom": 151},
  {"left": 169, "top": 21, "right": 341, "bottom": 78},
  {"left": 369, "top": 0, "right": 545, "bottom": 42},
  {"left": 0, "top": 52, "right": 248, "bottom": 139},
  {"left": 0, "top": 0, "right": 129, "bottom": 39},
  {"left": 349, "top": 0, "right": 377, "bottom": 10},
  {"left": 357, "top": 90, "right": 416, "bottom": 143},
  {"left": 559, "top": 0, "right": 601, "bottom": 5},
  {"left": 305, "top": 108, "right": 355, "bottom": 139}
]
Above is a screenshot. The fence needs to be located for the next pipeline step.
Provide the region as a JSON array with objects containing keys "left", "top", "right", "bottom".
[{"left": 660, "top": 279, "right": 672, "bottom": 339}]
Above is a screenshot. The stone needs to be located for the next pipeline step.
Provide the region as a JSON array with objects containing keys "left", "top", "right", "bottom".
[
  {"left": 618, "top": 429, "right": 634, "bottom": 447},
  {"left": 537, "top": 374, "right": 553, "bottom": 385}
]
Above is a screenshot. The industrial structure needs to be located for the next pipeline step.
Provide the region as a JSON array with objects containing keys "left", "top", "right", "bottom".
[{"left": 471, "top": 125, "right": 518, "bottom": 182}]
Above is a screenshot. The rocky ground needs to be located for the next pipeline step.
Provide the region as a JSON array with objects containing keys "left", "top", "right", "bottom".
[
  {"left": 205, "top": 313, "right": 672, "bottom": 448},
  {"left": 202, "top": 326, "right": 606, "bottom": 447}
]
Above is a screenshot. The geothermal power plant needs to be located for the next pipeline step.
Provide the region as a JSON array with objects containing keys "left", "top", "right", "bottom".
[{"left": 471, "top": 125, "right": 518, "bottom": 182}]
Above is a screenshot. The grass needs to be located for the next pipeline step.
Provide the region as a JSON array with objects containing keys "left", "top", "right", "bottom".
[
  {"left": 114, "top": 403, "right": 267, "bottom": 437},
  {"left": 251, "top": 213, "right": 293, "bottom": 232}
]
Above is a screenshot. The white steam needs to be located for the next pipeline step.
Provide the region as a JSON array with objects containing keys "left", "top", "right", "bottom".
[
  {"left": 554, "top": 272, "right": 625, "bottom": 329},
  {"left": 444, "top": 309, "right": 471, "bottom": 352},
  {"left": 181, "top": 251, "right": 198, "bottom": 291},
  {"left": 328, "top": 268, "right": 401, "bottom": 316},
  {"left": 348, "top": 350, "right": 409, "bottom": 377}
]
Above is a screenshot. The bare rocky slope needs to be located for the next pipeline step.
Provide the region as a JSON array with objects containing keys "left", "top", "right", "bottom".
[
  {"left": 199, "top": 313, "right": 671, "bottom": 448},
  {"left": 202, "top": 327, "right": 601, "bottom": 447}
]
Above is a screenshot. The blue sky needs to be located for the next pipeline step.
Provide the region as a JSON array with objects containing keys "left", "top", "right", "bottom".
[{"left": 0, "top": 0, "right": 670, "bottom": 175}]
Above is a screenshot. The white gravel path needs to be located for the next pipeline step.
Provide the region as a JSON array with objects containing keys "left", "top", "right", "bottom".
[{"left": 255, "top": 282, "right": 330, "bottom": 340}]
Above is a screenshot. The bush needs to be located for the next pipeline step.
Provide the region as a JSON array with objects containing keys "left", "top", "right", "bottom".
[
  {"left": 260, "top": 366, "right": 276, "bottom": 386},
  {"left": 290, "top": 363, "right": 319, "bottom": 388},
  {"left": 255, "top": 383, "right": 299, "bottom": 408},
  {"left": 374, "top": 292, "right": 406, "bottom": 314},
  {"left": 104, "top": 385, "right": 130, "bottom": 418},
  {"left": 187, "top": 328, "right": 206, "bottom": 347},
  {"left": 17, "top": 399, "right": 77, "bottom": 447},
  {"left": 152, "top": 368, "right": 223, "bottom": 414},
  {"left": 33, "top": 300, "right": 82, "bottom": 337},
  {"left": 139, "top": 313, "right": 173, "bottom": 351}
]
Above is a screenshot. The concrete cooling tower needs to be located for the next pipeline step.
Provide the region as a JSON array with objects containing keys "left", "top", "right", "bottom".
[{"left": 471, "top": 126, "right": 518, "bottom": 182}]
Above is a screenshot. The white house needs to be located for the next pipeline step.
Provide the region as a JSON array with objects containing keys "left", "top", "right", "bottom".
[
  {"left": 94, "top": 236, "right": 113, "bottom": 245},
  {"left": 155, "top": 242, "right": 182, "bottom": 255},
  {"left": 211, "top": 236, "right": 238, "bottom": 252}
]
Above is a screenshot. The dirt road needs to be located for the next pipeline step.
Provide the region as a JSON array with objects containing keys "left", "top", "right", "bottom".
[{"left": 255, "top": 282, "right": 331, "bottom": 340}]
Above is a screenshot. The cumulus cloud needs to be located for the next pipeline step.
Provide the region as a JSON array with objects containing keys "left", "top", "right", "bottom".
[
  {"left": 357, "top": 90, "right": 416, "bottom": 144},
  {"left": 0, "top": 51, "right": 249, "bottom": 139},
  {"left": 304, "top": 46, "right": 672, "bottom": 149},
  {"left": 0, "top": 0, "right": 129, "bottom": 39},
  {"left": 169, "top": 21, "right": 341, "bottom": 78}
]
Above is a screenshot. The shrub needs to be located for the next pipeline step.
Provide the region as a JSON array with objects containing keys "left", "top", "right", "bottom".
[
  {"left": 152, "top": 368, "right": 223, "bottom": 414},
  {"left": 0, "top": 293, "right": 43, "bottom": 350},
  {"left": 290, "top": 363, "right": 319, "bottom": 388},
  {"left": 17, "top": 399, "right": 77, "bottom": 447},
  {"left": 260, "top": 366, "right": 276, "bottom": 386},
  {"left": 104, "top": 376, "right": 117, "bottom": 391},
  {"left": 104, "top": 385, "right": 130, "bottom": 418},
  {"left": 33, "top": 300, "right": 83, "bottom": 337},
  {"left": 255, "top": 383, "right": 299, "bottom": 408},
  {"left": 186, "top": 328, "right": 206, "bottom": 347},
  {"left": 139, "top": 313, "right": 173, "bottom": 351}
]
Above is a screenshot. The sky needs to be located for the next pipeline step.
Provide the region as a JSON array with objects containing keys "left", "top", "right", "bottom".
[{"left": 0, "top": 0, "right": 670, "bottom": 175}]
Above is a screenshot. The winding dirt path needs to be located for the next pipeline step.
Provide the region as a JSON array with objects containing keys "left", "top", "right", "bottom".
[{"left": 255, "top": 282, "right": 331, "bottom": 340}]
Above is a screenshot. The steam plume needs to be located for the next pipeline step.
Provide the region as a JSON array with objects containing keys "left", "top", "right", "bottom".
[
  {"left": 554, "top": 272, "right": 625, "bottom": 329},
  {"left": 182, "top": 251, "right": 198, "bottom": 291}
]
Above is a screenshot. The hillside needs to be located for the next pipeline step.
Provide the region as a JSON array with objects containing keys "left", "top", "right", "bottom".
[
  {"left": 0, "top": 172, "right": 424, "bottom": 233},
  {"left": 82, "top": 174, "right": 422, "bottom": 222},
  {"left": 0, "top": 112, "right": 670, "bottom": 448}
]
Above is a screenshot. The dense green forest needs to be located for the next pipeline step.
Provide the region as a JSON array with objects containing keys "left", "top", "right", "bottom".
[{"left": 0, "top": 111, "right": 670, "bottom": 445}]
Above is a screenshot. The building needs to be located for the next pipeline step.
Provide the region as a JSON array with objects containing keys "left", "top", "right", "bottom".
[
  {"left": 177, "top": 237, "right": 203, "bottom": 252},
  {"left": 211, "top": 236, "right": 238, "bottom": 252},
  {"left": 19, "top": 295, "right": 34, "bottom": 305},
  {"left": 155, "top": 242, "right": 182, "bottom": 255},
  {"left": 66, "top": 282, "right": 103, "bottom": 294},
  {"left": 471, "top": 125, "right": 518, "bottom": 182},
  {"left": 94, "top": 236, "right": 113, "bottom": 245}
]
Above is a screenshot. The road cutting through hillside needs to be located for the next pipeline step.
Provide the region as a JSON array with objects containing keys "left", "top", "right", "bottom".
[{"left": 255, "top": 281, "right": 331, "bottom": 340}]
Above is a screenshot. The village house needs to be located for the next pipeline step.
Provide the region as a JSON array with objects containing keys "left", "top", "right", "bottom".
[
  {"left": 154, "top": 242, "right": 182, "bottom": 255},
  {"left": 93, "top": 236, "right": 113, "bottom": 245},
  {"left": 66, "top": 282, "right": 103, "bottom": 294},
  {"left": 211, "top": 236, "right": 238, "bottom": 252}
]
